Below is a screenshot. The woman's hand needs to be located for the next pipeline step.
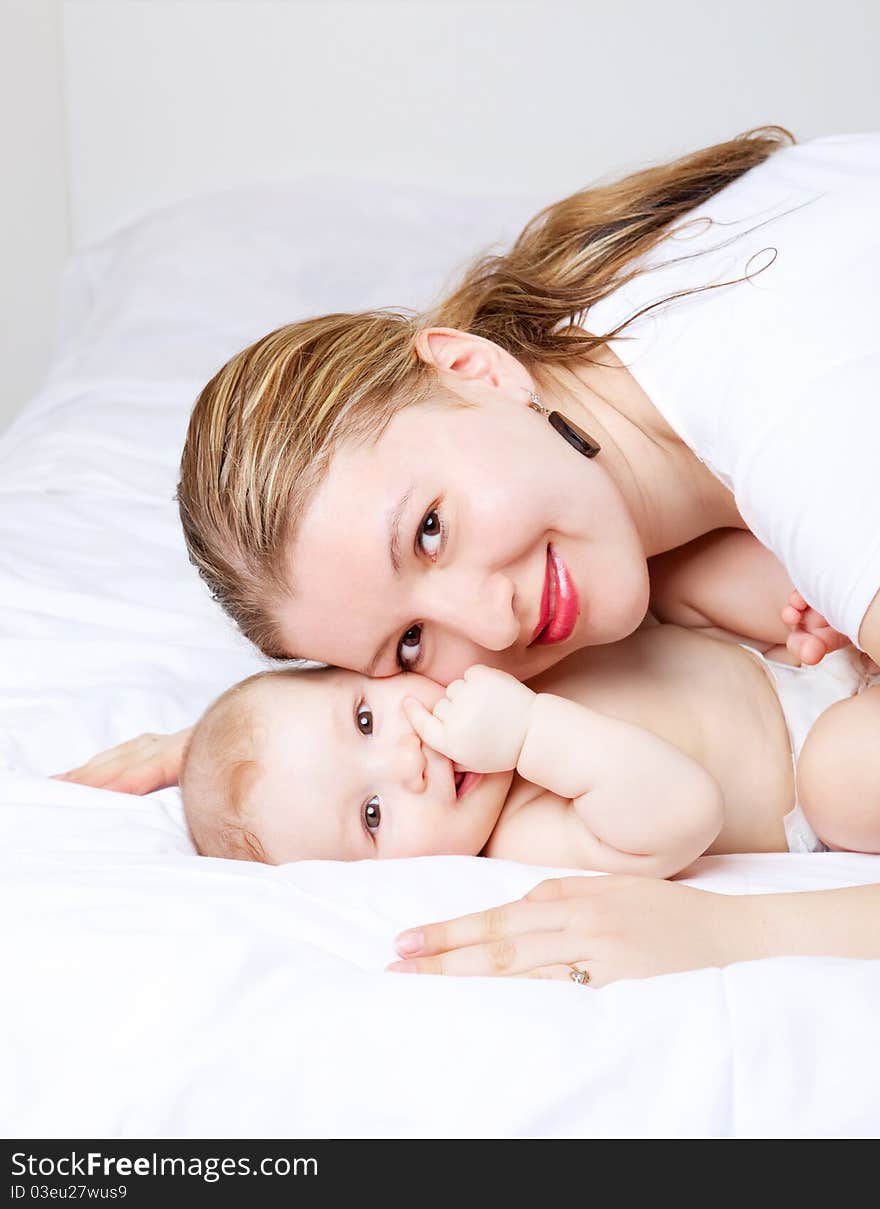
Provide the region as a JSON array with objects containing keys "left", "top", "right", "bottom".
[
  {"left": 388, "top": 874, "right": 753, "bottom": 988},
  {"left": 52, "top": 727, "right": 193, "bottom": 795}
]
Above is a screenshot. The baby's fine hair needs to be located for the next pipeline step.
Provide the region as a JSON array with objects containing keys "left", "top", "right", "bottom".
[{"left": 181, "top": 665, "right": 332, "bottom": 863}]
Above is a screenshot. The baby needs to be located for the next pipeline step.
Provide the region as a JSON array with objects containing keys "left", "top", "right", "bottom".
[{"left": 181, "top": 624, "right": 880, "bottom": 877}]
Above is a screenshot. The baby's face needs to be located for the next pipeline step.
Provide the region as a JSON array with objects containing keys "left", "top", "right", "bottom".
[{"left": 250, "top": 669, "right": 514, "bottom": 862}]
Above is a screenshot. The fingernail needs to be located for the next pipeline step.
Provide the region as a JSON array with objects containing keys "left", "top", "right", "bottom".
[
  {"left": 386, "top": 960, "right": 417, "bottom": 973},
  {"left": 394, "top": 930, "right": 424, "bottom": 956}
]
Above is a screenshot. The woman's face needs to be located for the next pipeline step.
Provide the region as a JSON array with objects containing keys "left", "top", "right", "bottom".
[{"left": 275, "top": 347, "right": 650, "bottom": 685}]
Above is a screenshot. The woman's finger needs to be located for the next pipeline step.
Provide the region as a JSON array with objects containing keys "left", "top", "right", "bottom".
[
  {"left": 52, "top": 756, "right": 172, "bottom": 795},
  {"left": 387, "top": 928, "right": 596, "bottom": 978},
  {"left": 53, "top": 755, "right": 117, "bottom": 779},
  {"left": 517, "top": 963, "right": 603, "bottom": 988},
  {"left": 394, "top": 895, "right": 574, "bottom": 958},
  {"left": 53, "top": 735, "right": 164, "bottom": 780},
  {"left": 53, "top": 765, "right": 116, "bottom": 787},
  {"left": 523, "top": 873, "right": 614, "bottom": 902}
]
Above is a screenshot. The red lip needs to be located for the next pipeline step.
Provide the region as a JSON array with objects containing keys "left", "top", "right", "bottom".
[{"left": 529, "top": 545, "right": 579, "bottom": 646}]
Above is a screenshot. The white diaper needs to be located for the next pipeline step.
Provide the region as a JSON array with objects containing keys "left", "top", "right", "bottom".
[{"left": 740, "top": 645, "right": 880, "bottom": 853}]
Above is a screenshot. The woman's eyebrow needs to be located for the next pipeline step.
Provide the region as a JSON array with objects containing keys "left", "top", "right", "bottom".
[
  {"left": 363, "top": 638, "right": 392, "bottom": 678},
  {"left": 387, "top": 483, "right": 414, "bottom": 574},
  {"left": 360, "top": 483, "right": 416, "bottom": 675}
]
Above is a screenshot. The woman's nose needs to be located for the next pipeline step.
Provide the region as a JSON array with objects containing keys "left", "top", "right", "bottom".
[{"left": 422, "top": 569, "right": 520, "bottom": 651}]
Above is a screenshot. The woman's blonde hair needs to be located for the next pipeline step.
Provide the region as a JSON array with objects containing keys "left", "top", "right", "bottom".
[{"left": 177, "top": 125, "right": 795, "bottom": 658}]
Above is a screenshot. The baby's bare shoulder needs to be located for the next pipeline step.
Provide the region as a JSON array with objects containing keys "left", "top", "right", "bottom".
[
  {"left": 484, "top": 790, "right": 582, "bottom": 868},
  {"left": 529, "top": 624, "right": 721, "bottom": 702}
]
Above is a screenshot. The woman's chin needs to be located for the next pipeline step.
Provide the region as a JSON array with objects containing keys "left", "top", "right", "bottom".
[{"left": 584, "top": 569, "right": 652, "bottom": 646}]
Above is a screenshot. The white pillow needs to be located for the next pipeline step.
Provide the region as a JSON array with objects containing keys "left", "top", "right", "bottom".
[{"left": 49, "top": 175, "right": 549, "bottom": 388}]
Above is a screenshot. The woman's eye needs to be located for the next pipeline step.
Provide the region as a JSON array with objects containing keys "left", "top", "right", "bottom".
[
  {"left": 363, "top": 795, "right": 382, "bottom": 833},
  {"left": 356, "top": 703, "right": 373, "bottom": 735},
  {"left": 417, "top": 509, "right": 443, "bottom": 558},
  {"left": 397, "top": 624, "right": 422, "bottom": 670}
]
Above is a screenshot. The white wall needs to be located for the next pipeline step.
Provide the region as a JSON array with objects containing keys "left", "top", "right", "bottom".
[
  {"left": 1, "top": 0, "right": 879, "bottom": 435},
  {"left": 0, "top": 0, "right": 69, "bottom": 434},
  {"left": 62, "top": 0, "right": 880, "bottom": 248}
]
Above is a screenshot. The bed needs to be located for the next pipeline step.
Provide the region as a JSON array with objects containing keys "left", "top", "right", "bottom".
[{"left": 2, "top": 177, "right": 879, "bottom": 1139}]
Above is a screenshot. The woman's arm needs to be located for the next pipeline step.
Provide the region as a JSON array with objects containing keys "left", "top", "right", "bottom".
[
  {"left": 387, "top": 876, "right": 880, "bottom": 986},
  {"left": 649, "top": 529, "right": 848, "bottom": 662},
  {"left": 858, "top": 587, "right": 880, "bottom": 665},
  {"left": 52, "top": 727, "right": 192, "bottom": 794}
]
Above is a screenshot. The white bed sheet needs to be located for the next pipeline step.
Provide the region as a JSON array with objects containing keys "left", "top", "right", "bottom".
[{"left": 2, "top": 179, "right": 879, "bottom": 1138}]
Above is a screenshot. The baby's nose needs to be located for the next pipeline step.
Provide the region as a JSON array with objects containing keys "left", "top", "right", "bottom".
[{"left": 395, "top": 733, "right": 427, "bottom": 793}]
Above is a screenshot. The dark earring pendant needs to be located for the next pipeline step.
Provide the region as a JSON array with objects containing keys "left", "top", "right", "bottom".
[{"left": 528, "top": 392, "right": 601, "bottom": 458}]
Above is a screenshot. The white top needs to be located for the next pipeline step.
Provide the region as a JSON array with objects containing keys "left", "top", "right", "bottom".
[{"left": 581, "top": 133, "right": 880, "bottom": 647}]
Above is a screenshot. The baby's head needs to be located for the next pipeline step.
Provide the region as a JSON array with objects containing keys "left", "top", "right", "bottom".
[{"left": 181, "top": 666, "right": 513, "bottom": 863}]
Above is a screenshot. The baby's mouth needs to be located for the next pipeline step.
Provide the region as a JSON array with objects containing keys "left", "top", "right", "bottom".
[{"left": 454, "top": 769, "right": 482, "bottom": 800}]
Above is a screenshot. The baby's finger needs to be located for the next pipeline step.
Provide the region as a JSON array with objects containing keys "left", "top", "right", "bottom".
[
  {"left": 780, "top": 604, "right": 803, "bottom": 628},
  {"left": 402, "top": 696, "right": 448, "bottom": 753},
  {"left": 789, "top": 590, "right": 808, "bottom": 610},
  {"left": 444, "top": 678, "right": 467, "bottom": 700}
]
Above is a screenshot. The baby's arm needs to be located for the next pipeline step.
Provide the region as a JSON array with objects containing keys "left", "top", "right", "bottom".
[
  {"left": 405, "top": 666, "right": 724, "bottom": 879},
  {"left": 517, "top": 693, "right": 724, "bottom": 878}
]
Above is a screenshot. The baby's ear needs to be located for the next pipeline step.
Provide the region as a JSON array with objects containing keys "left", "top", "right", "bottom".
[
  {"left": 221, "top": 824, "right": 268, "bottom": 864},
  {"left": 242, "top": 828, "right": 268, "bottom": 863}
]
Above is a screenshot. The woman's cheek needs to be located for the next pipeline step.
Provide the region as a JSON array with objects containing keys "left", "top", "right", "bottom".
[{"left": 429, "top": 640, "right": 497, "bottom": 685}]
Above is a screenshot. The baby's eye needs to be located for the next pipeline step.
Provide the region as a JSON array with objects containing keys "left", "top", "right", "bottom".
[
  {"left": 356, "top": 702, "right": 373, "bottom": 735},
  {"left": 363, "top": 795, "right": 382, "bottom": 833},
  {"left": 417, "top": 509, "right": 444, "bottom": 559},
  {"left": 397, "top": 624, "right": 423, "bottom": 670}
]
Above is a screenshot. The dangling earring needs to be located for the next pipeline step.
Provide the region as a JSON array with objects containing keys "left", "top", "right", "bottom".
[{"left": 527, "top": 391, "right": 601, "bottom": 459}]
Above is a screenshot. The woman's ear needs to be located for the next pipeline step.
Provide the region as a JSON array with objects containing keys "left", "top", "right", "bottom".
[{"left": 415, "top": 328, "right": 503, "bottom": 388}]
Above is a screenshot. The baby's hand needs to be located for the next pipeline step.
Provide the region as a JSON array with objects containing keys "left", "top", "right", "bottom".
[
  {"left": 403, "top": 665, "right": 536, "bottom": 773},
  {"left": 781, "top": 590, "right": 850, "bottom": 665}
]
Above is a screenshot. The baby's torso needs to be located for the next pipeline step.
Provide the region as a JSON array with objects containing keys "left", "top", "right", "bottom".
[{"left": 485, "top": 625, "right": 796, "bottom": 866}]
